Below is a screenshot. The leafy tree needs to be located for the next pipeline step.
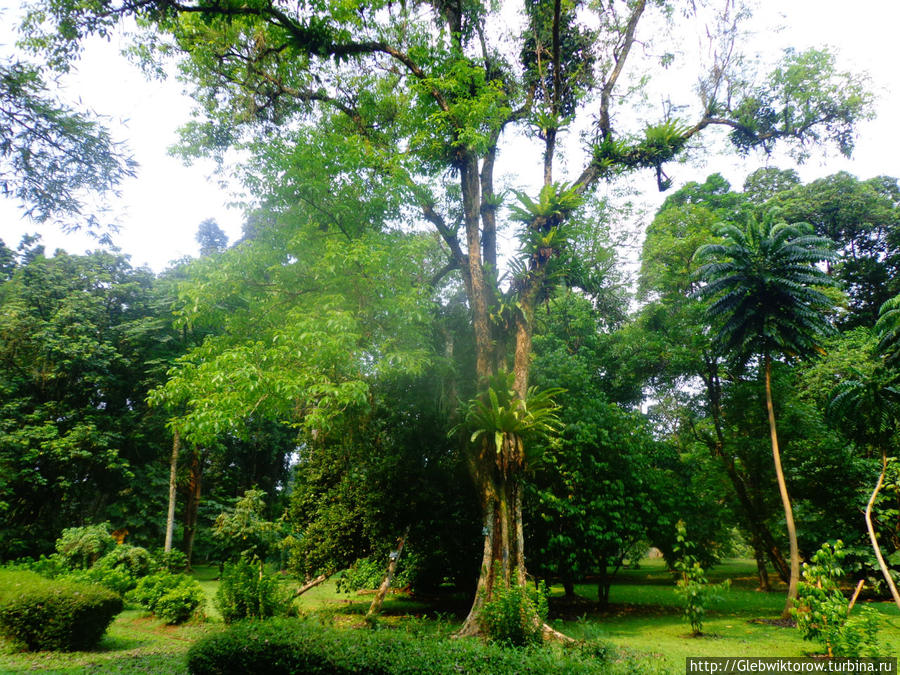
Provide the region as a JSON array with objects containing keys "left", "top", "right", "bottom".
[
  {"left": 696, "top": 212, "right": 839, "bottom": 617},
  {"left": 638, "top": 178, "right": 791, "bottom": 590},
  {"left": 0, "top": 59, "right": 135, "bottom": 228},
  {"left": 0, "top": 246, "right": 174, "bottom": 558},
  {"left": 27, "top": 0, "right": 873, "bottom": 634},
  {"left": 771, "top": 173, "right": 900, "bottom": 328}
]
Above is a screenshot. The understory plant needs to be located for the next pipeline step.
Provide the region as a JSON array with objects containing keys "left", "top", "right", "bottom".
[
  {"left": 673, "top": 521, "right": 730, "bottom": 636},
  {"left": 793, "top": 541, "right": 881, "bottom": 657},
  {"left": 479, "top": 565, "right": 549, "bottom": 647}
]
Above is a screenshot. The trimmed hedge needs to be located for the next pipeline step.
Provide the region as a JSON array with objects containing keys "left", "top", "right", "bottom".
[
  {"left": 187, "top": 618, "right": 627, "bottom": 675},
  {"left": 0, "top": 570, "right": 123, "bottom": 651}
]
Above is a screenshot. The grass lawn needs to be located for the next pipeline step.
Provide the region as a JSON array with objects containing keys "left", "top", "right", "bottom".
[{"left": 1, "top": 559, "right": 897, "bottom": 673}]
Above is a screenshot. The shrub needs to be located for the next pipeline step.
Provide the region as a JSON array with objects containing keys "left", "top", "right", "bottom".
[
  {"left": 153, "top": 548, "right": 188, "bottom": 573},
  {"left": 673, "top": 520, "right": 729, "bottom": 636},
  {"left": 793, "top": 541, "right": 881, "bottom": 657},
  {"left": 0, "top": 570, "right": 122, "bottom": 651},
  {"left": 478, "top": 573, "right": 548, "bottom": 647},
  {"left": 60, "top": 564, "right": 136, "bottom": 596},
  {"left": 215, "top": 559, "right": 293, "bottom": 624},
  {"left": 187, "top": 618, "right": 623, "bottom": 675},
  {"left": 128, "top": 572, "right": 205, "bottom": 625},
  {"left": 55, "top": 523, "right": 116, "bottom": 569},
  {"left": 98, "top": 545, "right": 153, "bottom": 578}
]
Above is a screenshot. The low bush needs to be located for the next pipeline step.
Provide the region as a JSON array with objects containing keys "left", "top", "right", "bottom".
[
  {"left": 187, "top": 618, "right": 621, "bottom": 675},
  {"left": 153, "top": 548, "right": 189, "bottom": 573},
  {"left": 128, "top": 572, "right": 205, "bottom": 625},
  {"left": 215, "top": 559, "right": 293, "bottom": 624},
  {"left": 479, "top": 578, "right": 549, "bottom": 647},
  {"left": 60, "top": 564, "right": 136, "bottom": 596},
  {"left": 98, "top": 544, "right": 153, "bottom": 578},
  {"left": 0, "top": 569, "right": 123, "bottom": 651}
]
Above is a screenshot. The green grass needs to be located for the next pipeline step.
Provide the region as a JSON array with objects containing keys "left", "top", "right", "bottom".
[{"left": 1, "top": 559, "right": 897, "bottom": 673}]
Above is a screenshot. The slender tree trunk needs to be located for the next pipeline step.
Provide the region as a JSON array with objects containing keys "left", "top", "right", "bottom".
[
  {"left": 182, "top": 449, "right": 203, "bottom": 570},
  {"left": 294, "top": 573, "right": 330, "bottom": 597},
  {"left": 751, "top": 532, "right": 771, "bottom": 591},
  {"left": 764, "top": 356, "right": 799, "bottom": 619},
  {"left": 366, "top": 528, "right": 410, "bottom": 622},
  {"left": 865, "top": 449, "right": 900, "bottom": 610},
  {"left": 703, "top": 360, "right": 789, "bottom": 584},
  {"left": 164, "top": 428, "right": 180, "bottom": 553}
]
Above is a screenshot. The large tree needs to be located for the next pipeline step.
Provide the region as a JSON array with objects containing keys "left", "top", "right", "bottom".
[
  {"left": 696, "top": 213, "right": 838, "bottom": 618},
  {"left": 26, "top": 0, "right": 872, "bottom": 634}
]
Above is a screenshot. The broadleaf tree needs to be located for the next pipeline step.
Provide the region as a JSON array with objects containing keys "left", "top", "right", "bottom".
[{"left": 26, "top": 0, "right": 873, "bottom": 635}]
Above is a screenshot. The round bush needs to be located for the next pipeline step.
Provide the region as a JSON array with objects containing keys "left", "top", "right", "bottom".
[
  {"left": 0, "top": 570, "right": 123, "bottom": 651},
  {"left": 128, "top": 572, "right": 205, "bottom": 625}
]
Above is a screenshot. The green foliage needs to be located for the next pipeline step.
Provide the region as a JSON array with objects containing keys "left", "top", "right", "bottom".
[
  {"left": 479, "top": 575, "right": 548, "bottom": 647},
  {"left": 212, "top": 488, "right": 282, "bottom": 565},
  {"left": 0, "top": 569, "right": 122, "bottom": 651},
  {"left": 59, "top": 563, "right": 136, "bottom": 597},
  {"left": 54, "top": 523, "right": 117, "bottom": 569},
  {"left": 793, "top": 541, "right": 881, "bottom": 657},
  {"left": 0, "top": 248, "right": 179, "bottom": 558},
  {"left": 187, "top": 617, "right": 620, "bottom": 675},
  {"left": 876, "top": 293, "right": 900, "bottom": 368},
  {"left": 153, "top": 548, "right": 189, "bottom": 573},
  {"left": 696, "top": 211, "right": 839, "bottom": 365},
  {"left": 336, "top": 556, "right": 395, "bottom": 594},
  {"left": 672, "top": 522, "right": 730, "bottom": 636},
  {"left": 128, "top": 572, "right": 205, "bottom": 625},
  {"left": 456, "top": 372, "right": 563, "bottom": 476},
  {"left": 0, "top": 59, "right": 135, "bottom": 226},
  {"left": 215, "top": 559, "right": 293, "bottom": 624}
]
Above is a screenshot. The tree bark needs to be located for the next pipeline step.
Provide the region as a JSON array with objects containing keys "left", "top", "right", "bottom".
[
  {"left": 182, "top": 448, "right": 203, "bottom": 570},
  {"left": 865, "top": 449, "right": 900, "bottom": 610},
  {"left": 765, "top": 356, "right": 799, "bottom": 619},
  {"left": 366, "top": 528, "right": 410, "bottom": 622},
  {"left": 164, "top": 428, "right": 180, "bottom": 553}
]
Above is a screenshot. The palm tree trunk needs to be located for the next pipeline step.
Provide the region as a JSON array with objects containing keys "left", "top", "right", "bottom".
[
  {"left": 866, "top": 449, "right": 900, "bottom": 610},
  {"left": 765, "top": 355, "right": 799, "bottom": 619}
]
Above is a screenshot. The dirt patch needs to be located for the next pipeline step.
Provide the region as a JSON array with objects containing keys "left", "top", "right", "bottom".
[{"left": 749, "top": 617, "right": 796, "bottom": 628}]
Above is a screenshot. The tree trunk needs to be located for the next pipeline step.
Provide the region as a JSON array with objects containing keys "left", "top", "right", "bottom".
[
  {"left": 294, "top": 573, "right": 330, "bottom": 597},
  {"left": 182, "top": 448, "right": 203, "bottom": 570},
  {"left": 164, "top": 428, "right": 180, "bottom": 553},
  {"left": 865, "top": 449, "right": 900, "bottom": 610},
  {"left": 765, "top": 356, "right": 799, "bottom": 619},
  {"left": 703, "top": 358, "right": 790, "bottom": 584},
  {"left": 751, "top": 532, "right": 771, "bottom": 591},
  {"left": 366, "top": 528, "right": 410, "bottom": 622}
]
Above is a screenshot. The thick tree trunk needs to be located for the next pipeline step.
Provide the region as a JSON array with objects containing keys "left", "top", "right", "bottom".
[
  {"left": 765, "top": 356, "right": 799, "bottom": 619},
  {"left": 865, "top": 449, "right": 900, "bottom": 610},
  {"left": 164, "top": 428, "right": 180, "bottom": 553},
  {"left": 181, "top": 449, "right": 203, "bottom": 570},
  {"left": 366, "top": 528, "right": 410, "bottom": 622}
]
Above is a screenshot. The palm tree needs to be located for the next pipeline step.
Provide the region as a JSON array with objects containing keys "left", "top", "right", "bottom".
[
  {"left": 876, "top": 293, "right": 900, "bottom": 368},
  {"left": 695, "top": 211, "right": 837, "bottom": 618},
  {"left": 829, "top": 365, "right": 900, "bottom": 610}
]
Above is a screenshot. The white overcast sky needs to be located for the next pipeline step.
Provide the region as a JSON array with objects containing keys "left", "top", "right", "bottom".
[{"left": 1, "top": 0, "right": 898, "bottom": 272}]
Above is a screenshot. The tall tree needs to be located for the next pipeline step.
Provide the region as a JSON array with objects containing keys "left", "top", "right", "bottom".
[
  {"left": 28, "top": 0, "right": 872, "bottom": 634},
  {"left": 696, "top": 212, "right": 838, "bottom": 617}
]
